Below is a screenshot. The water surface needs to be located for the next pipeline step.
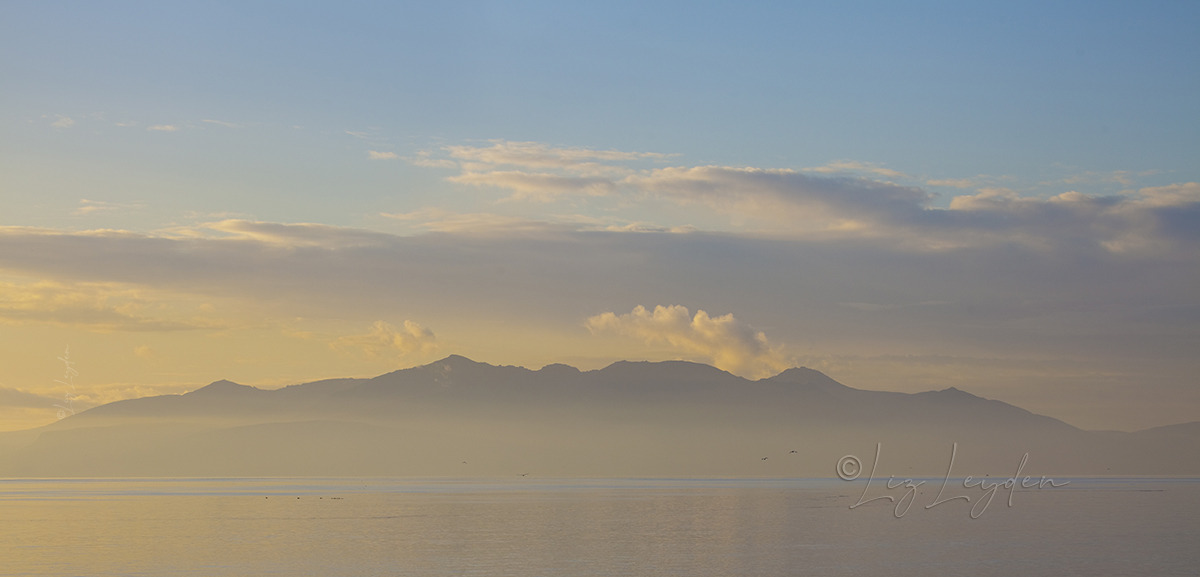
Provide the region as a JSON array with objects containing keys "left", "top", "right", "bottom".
[{"left": 2, "top": 477, "right": 1196, "bottom": 576}]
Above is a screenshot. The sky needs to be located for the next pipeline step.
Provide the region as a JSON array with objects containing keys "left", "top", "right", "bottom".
[{"left": 1, "top": 1, "right": 1198, "bottom": 433}]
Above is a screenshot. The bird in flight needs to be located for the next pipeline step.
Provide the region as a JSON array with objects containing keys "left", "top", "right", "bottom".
[
  {"left": 789, "top": 450, "right": 797, "bottom": 454},
  {"left": 761, "top": 456, "right": 768, "bottom": 461}
]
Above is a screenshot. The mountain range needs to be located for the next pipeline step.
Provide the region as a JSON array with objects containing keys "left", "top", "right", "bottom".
[{"left": 1, "top": 355, "right": 1195, "bottom": 477}]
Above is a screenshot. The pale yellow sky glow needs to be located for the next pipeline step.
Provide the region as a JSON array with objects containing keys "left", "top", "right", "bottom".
[{"left": 2, "top": 3, "right": 1198, "bottom": 438}]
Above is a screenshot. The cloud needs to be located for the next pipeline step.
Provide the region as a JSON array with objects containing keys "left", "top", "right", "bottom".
[
  {"left": 367, "top": 150, "right": 399, "bottom": 160},
  {"left": 382, "top": 208, "right": 571, "bottom": 235},
  {"left": 147, "top": 125, "right": 179, "bottom": 132},
  {"left": 449, "top": 171, "right": 618, "bottom": 201},
  {"left": 938, "top": 184, "right": 1200, "bottom": 253},
  {"left": 586, "top": 305, "right": 791, "bottom": 378},
  {"left": 1134, "top": 182, "right": 1200, "bottom": 207},
  {"left": 72, "top": 199, "right": 129, "bottom": 216},
  {"left": 802, "top": 160, "right": 910, "bottom": 179},
  {"left": 0, "top": 386, "right": 62, "bottom": 409},
  {"left": 192, "top": 220, "right": 397, "bottom": 248},
  {"left": 444, "top": 140, "right": 673, "bottom": 173},
  {"left": 0, "top": 219, "right": 1194, "bottom": 369},
  {"left": 133, "top": 345, "right": 157, "bottom": 359},
  {"left": 1057, "top": 170, "right": 1157, "bottom": 187},
  {"left": 417, "top": 140, "right": 1200, "bottom": 254},
  {"left": 201, "top": 119, "right": 238, "bottom": 127},
  {"left": 333, "top": 320, "right": 440, "bottom": 360},
  {"left": 51, "top": 115, "right": 75, "bottom": 129},
  {"left": 926, "top": 178, "right": 976, "bottom": 188},
  {"left": 382, "top": 208, "right": 699, "bottom": 235},
  {"left": 624, "top": 166, "right": 931, "bottom": 229},
  {"left": 0, "top": 215, "right": 1195, "bottom": 429},
  {"left": 0, "top": 280, "right": 228, "bottom": 333},
  {"left": 409, "top": 157, "right": 458, "bottom": 168}
]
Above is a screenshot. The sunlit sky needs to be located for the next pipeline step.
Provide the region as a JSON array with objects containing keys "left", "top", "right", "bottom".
[{"left": 2, "top": 1, "right": 1198, "bottom": 432}]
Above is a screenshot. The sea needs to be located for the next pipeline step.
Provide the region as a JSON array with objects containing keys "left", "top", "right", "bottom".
[{"left": 1, "top": 477, "right": 1196, "bottom": 576}]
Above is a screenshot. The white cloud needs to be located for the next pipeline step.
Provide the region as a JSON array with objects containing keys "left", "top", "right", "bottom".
[
  {"left": 72, "top": 199, "right": 122, "bottom": 216},
  {"left": 382, "top": 208, "right": 698, "bottom": 236},
  {"left": 201, "top": 119, "right": 239, "bottom": 128},
  {"left": 367, "top": 150, "right": 399, "bottom": 160},
  {"left": 147, "top": 125, "right": 179, "bottom": 132},
  {"left": 444, "top": 140, "right": 673, "bottom": 173},
  {"left": 333, "top": 320, "right": 440, "bottom": 360},
  {"left": 450, "top": 171, "right": 618, "bottom": 201},
  {"left": 196, "top": 220, "right": 397, "bottom": 248},
  {"left": 802, "top": 160, "right": 910, "bottom": 179},
  {"left": 51, "top": 115, "right": 75, "bottom": 129},
  {"left": 586, "top": 305, "right": 791, "bottom": 378}
]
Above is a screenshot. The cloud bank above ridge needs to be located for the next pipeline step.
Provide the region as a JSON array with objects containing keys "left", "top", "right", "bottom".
[{"left": 416, "top": 140, "right": 1200, "bottom": 255}]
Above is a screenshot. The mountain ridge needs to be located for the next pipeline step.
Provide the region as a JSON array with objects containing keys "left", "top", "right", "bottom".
[{"left": 0, "top": 355, "right": 1195, "bottom": 477}]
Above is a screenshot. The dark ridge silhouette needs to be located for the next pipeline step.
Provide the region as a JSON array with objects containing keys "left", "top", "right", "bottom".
[{"left": 0, "top": 355, "right": 1195, "bottom": 477}]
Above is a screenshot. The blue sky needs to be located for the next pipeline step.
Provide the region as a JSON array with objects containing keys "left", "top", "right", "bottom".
[{"left": 1, "top": 1, "right": 1198, "bottom": 432}]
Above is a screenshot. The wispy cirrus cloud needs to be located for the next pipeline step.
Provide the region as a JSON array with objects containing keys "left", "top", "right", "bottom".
[
  {"left": 802, "top": 160, "right": 910, "bottom": 179},
  {"left": 444, "top": 140, "right": 674, "bottom": 173},
  {"left": 381, "top": 208, "right": 694, "bottom": 235},
  {"left": 367, "top": 150, "right": 399, "bottom": 160},
  {"left": 72, "top": 199, "right": 142, "bottom": 216},
  {"left": 50, "top": 114, "right": 76, "bottom": 129},
  {"left": 147, "top": 125, "right": 179, "bottom": 132}
]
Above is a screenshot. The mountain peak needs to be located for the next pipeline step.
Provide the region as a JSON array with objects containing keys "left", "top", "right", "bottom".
[
  {"left": 187, "top": 379, "right": 259, "bottom": 395},
  {"left": 538, "top": 363, "right": 581, "bottom": 374},
  {"left": 913, "top": 386, "right": 984, "bottom": 403},
  {"left": 427, "top": 354, "right": 482, "bottom": 368},
  {"left": 764, "top": 367, "right": 848, "bottom": 389}
]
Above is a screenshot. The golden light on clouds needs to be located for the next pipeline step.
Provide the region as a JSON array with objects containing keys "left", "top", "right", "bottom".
[{"left": 587, "top": 305, "right": 791, "bottom": 379}]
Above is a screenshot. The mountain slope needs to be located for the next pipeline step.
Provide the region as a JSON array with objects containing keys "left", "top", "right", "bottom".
[{"left": 0, "top": 356, "right": 1193, "bottom": 477}]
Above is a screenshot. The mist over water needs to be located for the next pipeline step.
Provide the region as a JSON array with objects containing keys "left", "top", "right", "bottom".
[{"left": 3, "top": 477, "right": 1197, "bottom": 576}]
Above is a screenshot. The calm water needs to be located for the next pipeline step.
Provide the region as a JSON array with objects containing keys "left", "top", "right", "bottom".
[{"left": 1, "top": 477, "right": 1196, "bottom": 576}]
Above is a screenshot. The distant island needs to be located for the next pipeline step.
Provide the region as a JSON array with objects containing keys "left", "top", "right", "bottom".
[{"left": 1, "top": 355, "right": 1196, "bottom": 477}]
